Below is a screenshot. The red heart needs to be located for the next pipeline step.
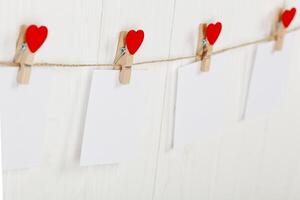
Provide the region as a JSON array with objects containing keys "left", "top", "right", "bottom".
[
  {"left": 126, "top": 30, "right": 144, "bottom": 55},
  {"left": 206, "top": 22, "right": 222, "bottom": 45},
  {"left": 25, "top": 25, "right": 48, "bottom": 53},
  {"left": 281, "top": 8, "right": 297, "bottom": 28}
]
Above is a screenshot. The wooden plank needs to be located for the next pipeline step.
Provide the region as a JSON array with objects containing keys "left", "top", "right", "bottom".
[{"left": 97, "top": 0, "right": 175, "bottom": 63}]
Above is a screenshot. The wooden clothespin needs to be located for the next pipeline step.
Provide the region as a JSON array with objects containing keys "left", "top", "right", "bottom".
[
  {"left": 114, "top": 31, "right": 133, "bottom": 84},
  {"left": 196, "top": 22, "right": 222, "bottom": 72},
  {"left": 14, "top": 25, "right": 34, "bottom": 84},
  {"left": 196, "top": 24, "right": 211, "bottom": 72},
  {"left": 114, "top": 30, "right": 144, "bottom": 84},
  {"left": 14, "top": 24, "right": 48, "bottom": 84},
  {"left": 274, "top": 7, "right": 297, "bottom": 51}
]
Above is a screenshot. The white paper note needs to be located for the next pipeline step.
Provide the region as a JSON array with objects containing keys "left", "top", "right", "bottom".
[
  {"left": 243, "top": 34, "right": 295, "bottom": 119},
  {"left": 173, "top": 55, "right": 229, "bottom": 147},
  {"left": 80, "top": 70, "right": 151, "bottom": 166},
  {"left": 0, "top": 117, "right": 3, "bottom": 199},
  {"left": 0, "top": 68, "right": 54, "bottom": 170}
]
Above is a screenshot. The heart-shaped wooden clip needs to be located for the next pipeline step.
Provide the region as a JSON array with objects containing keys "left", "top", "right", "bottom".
[
  {"left": 282, "top": 8, "right": 297, "bottom": 28},
  {"left": 274, "top": 8, "right": 297, "bottom": 51},
  {"left": 14, "top": 24, "right": 48, "bottom": 84},
  {"left": 196, "top": 22, "right": 222, "bottom": 72},
  {"left": 126, "top": 30, "right": 144, "bottom": 55},
  {"left": 114, "top": 29, "right": 144, "bottom": 84},
  {"left": 206, "top": 22, "right": 222, "bottom": 46},
  {"left": 26, "top": 25, "right": 48, "bottom": 53}
]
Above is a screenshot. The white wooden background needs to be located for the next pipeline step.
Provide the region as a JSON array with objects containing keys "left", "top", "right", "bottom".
[{"left": 0, "top": 0, "right": 300, "bottom": 199}]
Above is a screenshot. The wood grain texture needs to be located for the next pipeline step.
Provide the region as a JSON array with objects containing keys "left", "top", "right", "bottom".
[{"left": 1, "top": 0, "right": 300, "bottom": 199}]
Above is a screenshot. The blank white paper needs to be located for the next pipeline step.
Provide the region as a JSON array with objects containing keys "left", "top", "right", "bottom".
[
  {"left": 0, "top": 68, "right": 54, "bottom": 170},
  {"left": 173, "top": 54, "right": 229, "bottom": 147},
  {"left": 80, "top": 70, "right": 151, "bottom": 166},
  {"left": 244, "top": 34, "right": 295, "bottom": 119},
  {"left": 0, "top": 117, "right": 3, "bottom": 199}
]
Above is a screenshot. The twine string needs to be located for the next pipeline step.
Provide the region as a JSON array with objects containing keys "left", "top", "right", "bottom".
[{"left": 1, "top": 26, "right": 299, "bottom": 68}]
